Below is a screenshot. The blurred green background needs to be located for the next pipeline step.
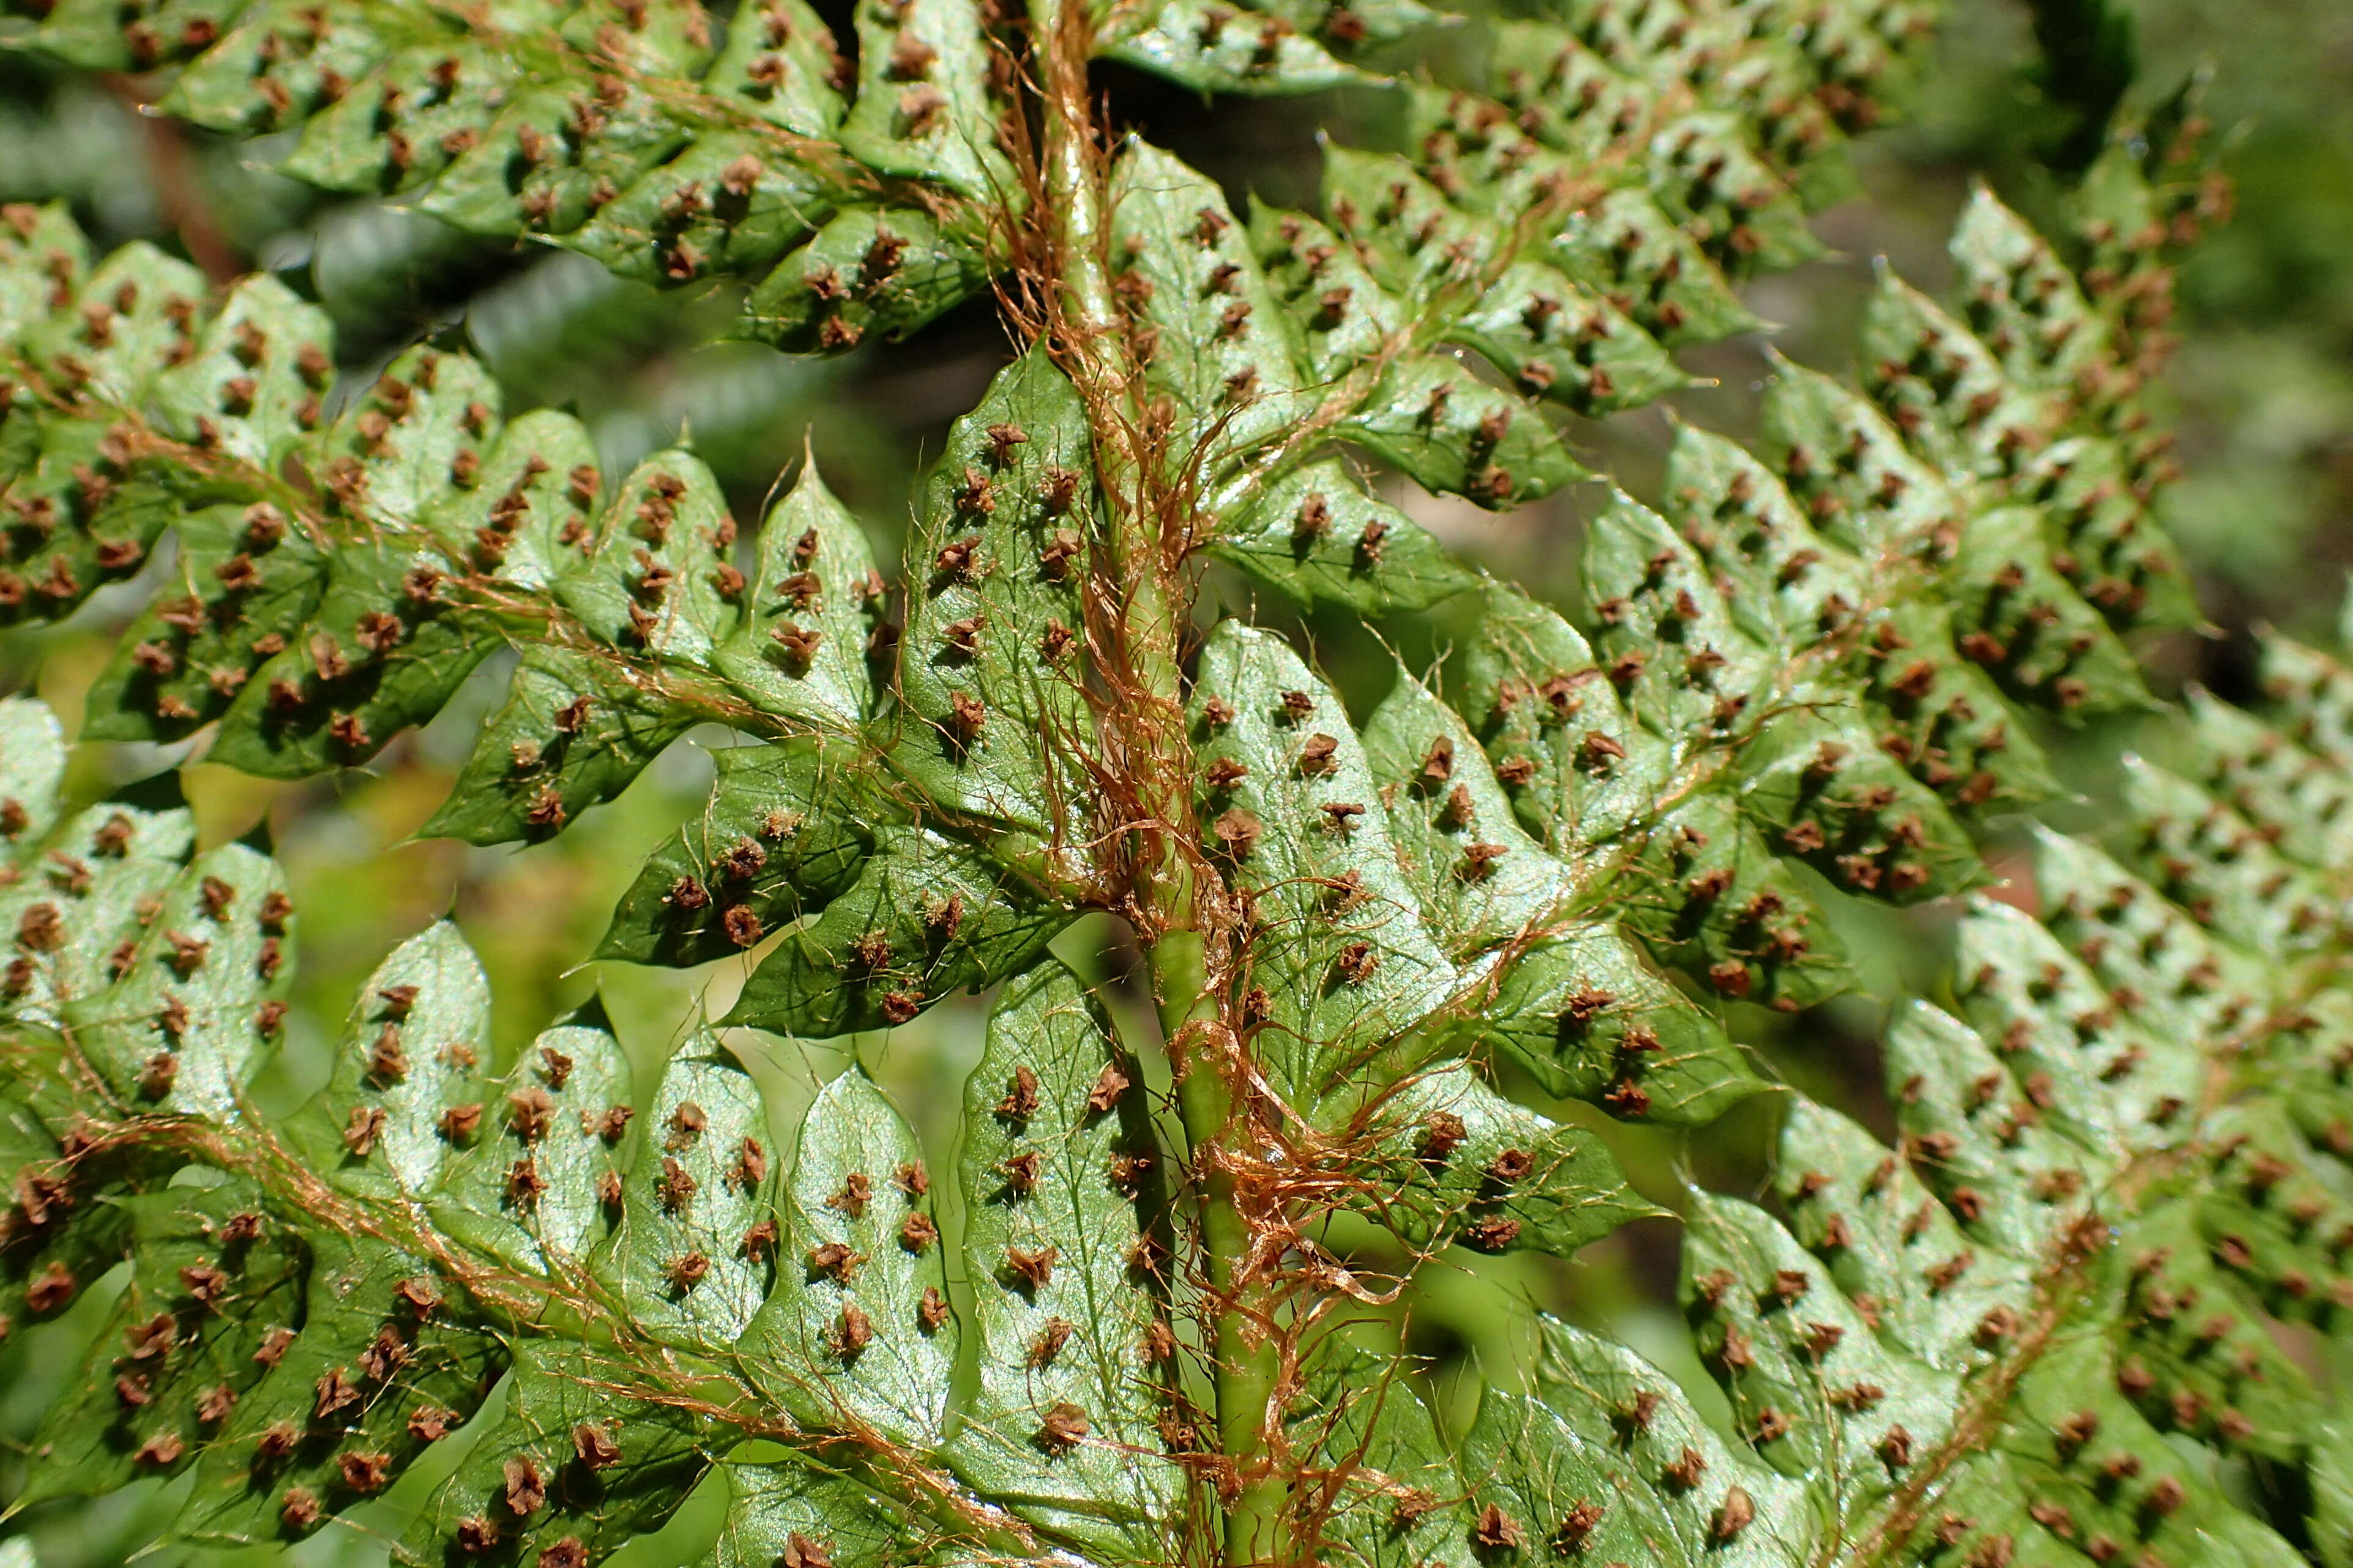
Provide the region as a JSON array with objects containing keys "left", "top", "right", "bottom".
[{"left": 0, "top": 0, "right": 2346, "bottom": 1561}]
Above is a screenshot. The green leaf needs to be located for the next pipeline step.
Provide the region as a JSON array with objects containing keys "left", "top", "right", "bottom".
[
  {"left": 1658, "top": 422, "right": 1874, "bottom": 655},
  {"left": 405, "top": 1340, "right": 717, "bottom": 1566},
  {"left": 1401, "top": 85, "right": 1644, "bottom": 247},
  {"left": 1527, "top": 1315, "right": 1814, "bottom": 1568},
  {"left": 431, "top": 1005, "right": 634, "bottom": 1284},
  {"left": 0, "top": 201, "right": 90, "bottom": 343},
  {"left": 1859, "top": 269, "right": 2060, "bottom": 483},
  {"left": 1995, "top": 1348, "right": 2310, "bottom": 1567},
  {"left": 1624, "top": 792, "right": 1856, "bottom": 1012},
  {"left": 1252, "top": 0, "right": 1439, "bottom": 47},
  {"left": 10, "top": 46, "right": 2351, "bottom": 1568},
  {"left": 2068, "top": 85, "right": 2226, "bottom": 293},
  {"left": 1467, "top": 920, "right": 1761, "bottom": 1123},
  {"left": 895, "top": 349, "right": 1097, "bottom": 844},
  {"left": 157, "top": 8, "right": 391, "bottom": 135},
  {"left": 737, "top": 205, "right": 990, "bottom": 354},
  {"left": 0, "top": 694, "right": 70, "bottom": 860},
  {"left": 205, "top": 541, "right": 495, "bottom": 779},
  {"left": 2319, "top": 1409, "right": 2353, "bottom": 1568},
  {"left": 1783, "top": 0, "right": 1935, "bottom": 119},
  {"left": 1680, "top": 1192, "right": 1958, "bottom": 1493},
  {"left": 559, "top": 449, "right": 745, "bottom": 669},
  {"left": 1209, "top": 459, "right": 1477, "bottom": 614},
  {"left": 2029, "top": 825, "right": 2267, "bottom": 1049},
  {"left": 2023, "top": 435, "right": 2201, "bottom": 633},
  {"left": 146, "top": 273, "right": 335, "bottom": 467},
  {"left": 418, "top": 645, "right": 691, "bottom": 847},
  {"left": 723, "top": 826, "right": 1068, "bottom": 1038},
  {"left": 599, "top": 738, "right": 878, "bottom": 968},
  {"left": 1756, "top": 353, "right": 1964, "bottom": 558},
  {"left": 1713, "top": 53, "right": 1860, "bottom": 211},
  {"left": 701, "top": 0, "right": 849, "bottom": 139},
  {"left": 0, "top": 800, "right": 198, "bottom": 1024},
  {"left": 420, "top": 407, "right": 604, "bottom": 592},
  {"left": 382, "top": 78, "right": 569, "bottom": 226},
  {"left": 1733, "top": 700, "right": 1981, "bottom": 904},
  {"left": 741, "top": 1066, "right": 956, "bottom": 1449},
  {"left": 1771, "top": 1096, "right": 2031, "bottom": 1369},
  {"left": 0, "top": 414, "right": 176, "bottom": 623},
  {"left": 1360, "top": 667, "right": 1577, "bottom": 955},
  {"left": 2195, "top": 1105, "right": 2353, "bottom": 1343},
  {"left": 1853, "top": 601, "right": 2062, "bottom": 816},
  {"left": 712, "top": 458, "right": 884, "bottom": 728},
  {"left": 1646, "top": 113, "right": 1824, "bottom": 277},
  {"left": 1108, "top": 140, "right": 1308, "bottom": 470},
  {"left": 1947, "top": 184, "right": 2110, "bottom": 395},
  {"left": 174, "top": 1232, "right": 505, "bottom": 1550},
  {"left": 1950, "top": 899, "right": 2204, "bottom": 1156},
  {"left": 64, "top": 842, "right": 295, "bottom": 1121},
  {"left": 1318, "top": 147, "right": 1499, "bottom": 302},
  {"left": 1347, "top": 1060, "right": 1656, "bottom": 1255},
  {"left": 1346, "top": 352, "right": 1587, "bottom": 510},
  {"left": 18, "top": 1181, "right": 306, "bottom": 1504},
  {"left": 569, "top": 132, "right": 839, "bottom": 289},
  {"left": 278, "top": 43, "right": 521, "bottom": 196},
  {"left": 836, "top": 0, "right": 1011, "bottom": 197},
  {"left": 1947, "top": 504, "right": 2149, "bottom": 715},
  {"left": 703, "top": 1449, "right": 920, "bottom": 1568},
  {"left": 591, "top": 1038, "right": 780, "bottom": 1355},
  {"left": 1460, "top": 1384, "right": 1792, "bottom": 1568},
  {"left": 1248, "top": 203, "right": 1404, "bottom": 386},
  {"left": 1439, "top": 256, "right": 1691, "bottom": 417},
  {"left": 2262, "top": 994, "right": 2353, "bottom": 1187},
  {"left": 1551, "top": 189, "right": 1762, "bottom": 347},
  {"left": 1285, "top": 1339, "right": 1475, "bottom": 1568},
  {"left": 1098, "top": 0, "right": 1370, "bottom": 95},
  {"left": 2109, "top": 1202, "right": 2320, "bottom": 1463},
  {"left": 2180, "top": 689, "right": 2353, "bottom": 874},
  {"left": 1298, "top": 150, "right": 1594, "bottom": 486},
  {"left": 82, "top": 503, "right": 327, "bottom": 746},
  {"left": 305, "top": 344, "right": 504, "bottom": 527},
  {"left": 1480, "top": 22, "right": 1659, "bottom": 164},
  {"left": 419, "top": 80, "right": 689, "bottom": 241},
  {"left": 1453, "top": 586, "right": 1676, "bottom": 856},
  {"left": 1879, "top": 1000, "right": 2105, "bottom": 1260},
  {"left": 0, "top": 1090, "right": 132, "bottom": 1339},
  {"left": 2117, "top": 756, "right": 2341, "bottom": 953},
  {"left": 294, "top": 922, "right": 494, "bottom": 1202},
  {"left": 949, "top": 960, "right": 1180, "bottom": 1553},
  {"left": 1189, "top": 622, "right": 1456, "bottom": 1106},
  {"left": 2259, "top": 628, "right": 2353, "bottom": 775},
  {"left": 556, "top": 0, "right": 717, "bottom": 73},
  {"left": 24, "top": 242, "right": 209, "bottom": 403},
  {"left": 1579, "top": 487, "right": 1777, "bottom": 739}
]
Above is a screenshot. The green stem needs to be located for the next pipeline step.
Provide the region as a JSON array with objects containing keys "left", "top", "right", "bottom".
[
  {"left": 1027, "top": 0, "right": 1119, "bottom": 358},
  {"left": 1023, "top": 5, "right": 1280, "bottom": 1556},
  {"left": 1160, "top": 931, "right": 1286, "bottom": 1566}
]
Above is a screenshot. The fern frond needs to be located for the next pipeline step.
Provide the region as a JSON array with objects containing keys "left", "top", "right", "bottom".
[
  {"left": 0, "top": 779, "right": 1151, "bottom": 1560},
  {"left": 5, "top": 6, "right": 2343, "bottom": 1567},
  {"left": 2, "top": 0, "right": 1008, "bottom": 351}
]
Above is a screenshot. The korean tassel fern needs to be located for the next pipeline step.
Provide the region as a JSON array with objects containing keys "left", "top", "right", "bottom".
[{"left": 2, "top": 1, "right": 2347, "bottom": 1567}]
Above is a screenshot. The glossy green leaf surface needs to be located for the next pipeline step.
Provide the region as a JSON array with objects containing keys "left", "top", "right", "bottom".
[
  {"left": 949, "top": 961, "right": 1180, "bottom": 1555},
  {"left": 1190, "top": 622, "right": 1458, "bottom": 1106}
]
